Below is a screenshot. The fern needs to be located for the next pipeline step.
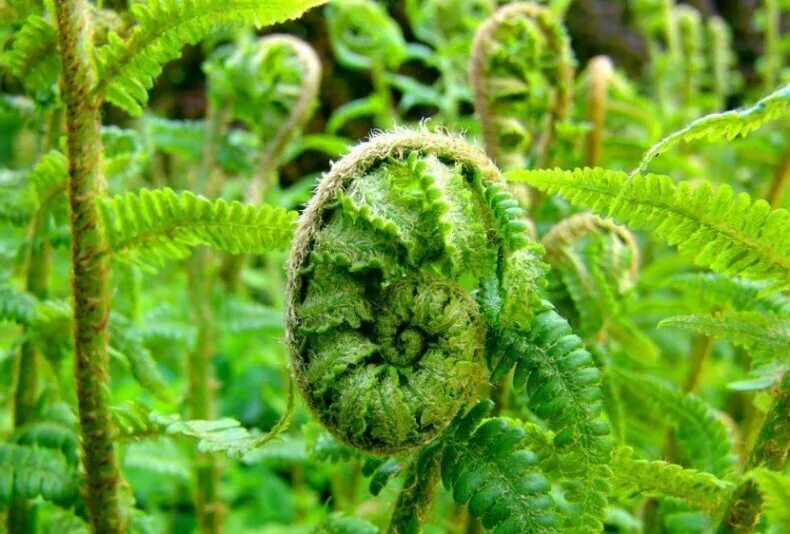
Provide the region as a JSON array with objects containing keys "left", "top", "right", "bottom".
[
  {"left": 659, "top": 311, "right": 789, "bottom": 358},
  {"left": 656, "top": 273, "right": 790, "bottom": 315},
  {"left": 612, "top": 447, "right": 735, "bottom": 512},
  {"left": 94, "top": 0, "right": 328, "bottom": 115},
  {"left": 634, "top": 84, "right": 790, "bottom": 173},
  {"left": 0, "top": 287, "right": 38, "bottom": 326},
  {"left": 27, "top": 150, "right": 68, "bottom": 209},
  {"left": 613, "top": 369, "right": 737, "bottom": 477},
  {"left": 12, "top": 421, "right": 80, "bottom": 466},
  {"left": 746, "top": 468, "right": 790, "bottom": 531},
  {"left": 98, "top": 188, "right": 297, "bottom": 270},
  {"left": 1, "top": 14, "right": 60, "bottom": 96},
  {"left": 507, "top": 167, "right": 790, "bottom": 291},
  {"left": 441, "top": 400, "right": 558, "bottom": 532},
  {"left": 0, "top": 443, "right": 79, "bottom": 506}
]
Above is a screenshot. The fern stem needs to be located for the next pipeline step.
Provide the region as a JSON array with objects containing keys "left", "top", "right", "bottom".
[
  {"left": 53, "top": 0, "right": 124, "bottom": 531},
  {"left": 584, "top": 56, "right": 613, "bottom": 167},
  {"left": 767, "top": 146, "right": 789, "bottom": 208},
  {"left": 717, "top": 372, "right": 789, "bottom": 532},
  {"left": 762, "top": 0, "right": 779, "bottom": 93},
  {"left": 683, "top": 334, "right": 714, "bottom": 393},
  {"left": 387, "top": 444, "right": 442, "bottom": 534},
  {"left": 8, "top": 211, "right": 51, "bottom": 533},
  {"left": 371, "top": 63, "right": 395, "bottom": 129}
]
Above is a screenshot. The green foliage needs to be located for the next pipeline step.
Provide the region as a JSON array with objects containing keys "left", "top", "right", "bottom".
[
  {"left": 747, "top": 468, "right": 790, "bottom": 531},
  {"left": 99, "top": 188, "right": 297, "bottom": 269},
  {"left": 508, "top": 167, "right": 790, "bottom": 291},
  {"left": 613, "top": 370, "right": 736, "bottom": 477},
  {"left": 0, "top": 14, "right": 59, "bottom": 98},
  {"left": 94, "top": 0, "right": 328, "bottom": 115},
  {"left": 635, "top": 85, "right": 790, "bottom": 173},
  {"left": 441, "top": 401, "right": 557, "bottom": 532},
  {"left": 0, "top": 443, "right": 79, "bottom": 506},
  {"left": 326, "top": 0, "right": 406, "bottom": 71},
  {"left": 612, "top": 447, "right": 735, "bottom": 512}
]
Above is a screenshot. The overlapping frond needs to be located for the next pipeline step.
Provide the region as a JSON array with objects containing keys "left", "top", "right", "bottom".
[
  {"left": 0, "top": 15, "right": 59, "bottom": 96},
  {"left": 94, "top": 0, "right": 328, "bottom": 115},
  {"left": 441, "top": 401, "right": 558, "bottom": 532},
  {"left": 508, "top": 167, "right": 789, "bottom": 291},
  {"left": 612, "top": 447, "right": 735, "bottom": 512},
  {"left": 99, "top": 188, "right": 297, "bottom": 269},
  {"left": 0, "top": 443, "right": 79, "bottom": 506},
  {"left": 634, "top": 85, "right": 790, "bottom": 173}
]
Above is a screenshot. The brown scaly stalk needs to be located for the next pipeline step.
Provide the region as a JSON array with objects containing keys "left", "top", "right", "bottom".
[
  {"left": 716, "top": 372, "right": 789, "bottom": 533},
  {"left": 387, "top": 444, "right": 443, "bottom": 533},
  {"left": 584, "top": 56, "right": 613, "bottom": 167},
  {"left": 53, "top": 0, "right": 124, "bottom": 531}
]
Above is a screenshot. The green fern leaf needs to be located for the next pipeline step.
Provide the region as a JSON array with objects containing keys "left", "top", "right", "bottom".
[
  {"left": 634, "top": 85, "right": 790, "bottom": 174},
  {"left": 0, "top": 287, "right": 38, "bottom": 326},
  {"left": 441, "top": 400, "right": 558, "bottom": 532},
  {"left": 613, "top": 369, "right": 737, "bottom": 477},
  {"left": 28, "top": 149, "right": 68, "bottom": 209},
  {"left": 0, "top": 14, "right": 60, "bottom": 96},
  {"left": 612, "top": 447, "right": 735, "bottom": 512},
  {"left": 314, "top": 512, "right": 379, "bottom": 534},
  {"left": 99, "top": 188, "right": 297, "bottom": 270},
  {"left": 657, "top": 273, "right": 790, "bottom": 316},
  {"left": 94, "top": 0, "right": 328, "bottom": 115},
  {"left": 12, "top": 421, "right": 80, "bottom": 465},
  {"left": 507, "top": 167, "right": 789, "bottom": 291},
  {"left": 747, "top": 468, "right": 790, "bottom": 531},
  {"left": 659, "top": 311, "right": 790, "bottom": 357},
  {"left": 0, "top": 443, "right": 79, "bottom": 506}
]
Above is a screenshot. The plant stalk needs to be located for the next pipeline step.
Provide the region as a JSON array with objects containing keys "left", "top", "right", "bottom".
[
  {"left": 387, "top": 444, "right": 442, "bottom": 534},
  {"left": 53, "top": 0, "right": 124, "bottom": 531}
]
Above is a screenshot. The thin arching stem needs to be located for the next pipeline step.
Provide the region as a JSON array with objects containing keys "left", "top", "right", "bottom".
[
  {"left": 584, "top": 56, "right": 613, "bottom": 167},
  {"left": 53, "top": 0, "right": 124, "bottom": 531}
]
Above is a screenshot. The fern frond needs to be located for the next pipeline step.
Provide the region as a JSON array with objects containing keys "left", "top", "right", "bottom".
[
  {"left": 111, "top": 401, "right": 161, "bottom": 440},
  {"left": 657, "top": 273, "right": 790, "bottom": 315},
  {"left": 12, "top": 421, "right": 80, "bottom": 465},
  {"left": 99, "top": 188, "right": 297, "bottom": 270},
  {"left": 94, "top": 0, "right": 328, "bottom": 115},
  {"left": 634, "top": 85, "right": 790, "bottom": 173},
  {"left": 659, "top": 311, "right": 790, "bottom": 358},
  {"left": 314, "top": 513, "right": 378, "bottom": 534},
  {"left": 0, "top": 443, "right": 78, "bottom": 505},
  {"left": 613, "top": 369, "right": 737, "bottom": 477},
  {"left": 746, "top": 468, "right": 790, "bottom": 531},
  {"left": 1, "top": 14, "right": 60, "bottom": 96},
  {"left": 0, "top": 287, "right": 38, "bottom": 326},
  {"left": 27, "top": 150, "right": 68, "bottom": 209},
  {"left": 441, "top": 400, "right": 558, "bottom": 532},
  {"left": 612, "top": 447, "right": 735, "bottom": 512},
  {"left": 507, "top": 167, "right": 790, "bottom": 291}
]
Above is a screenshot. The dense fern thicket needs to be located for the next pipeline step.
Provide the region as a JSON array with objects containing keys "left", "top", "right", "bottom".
[{"left": 0, "top": 1, "right": 788, "bottom": 533}]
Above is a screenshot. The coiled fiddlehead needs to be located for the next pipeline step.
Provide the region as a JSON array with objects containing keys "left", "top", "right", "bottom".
[
  {"left": 470, "top": 2, "right": 575, "bottom": 170},
  {"left": 541, "top": 213, "right": 639, "bottom": 337},
  {"left": 204, "top": 34, "right": 321, "bottom": 201},
  {"left": 285, "top": 129, "right": 547, "bottom": 454}
]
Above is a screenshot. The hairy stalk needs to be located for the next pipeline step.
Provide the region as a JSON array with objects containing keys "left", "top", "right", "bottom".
[
  {"left": 767, "top": 146, "right": 789, "bottom": 208},
  {"left": 7, "top": 212, "right": 51, "bottom": 533},
  {"left": 717, "top": 372, "right": 789, "bottom": 532},
  {"left": 388, "top": 444, "right": 443, "bottom": 533},
  {"left": 53, "top": 0, "right": 124, "bottom": 531},
  {"left": 584, "top": 56, "right": 613, "bottom": 167}
]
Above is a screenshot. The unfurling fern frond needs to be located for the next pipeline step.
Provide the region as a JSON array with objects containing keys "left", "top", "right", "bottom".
[
  {"left": 541, "top": 213, "right": 639, "bottom": 336},
  {"left": 612, "top": 447, "right": 735, "bottom": 512},
  {"left": 1, "top": 14, "right": 60, "bottom": 97},
  {"left": 285, "top": 129, "right": 611, "bottom": 530},
  {"left": 507, "top": 167, "right": 790, "bottom": 291},
  {"left": 613, "top": 369, "right": 737, "bottom": 477},
  {"left": 99, "top": 188, "right": 297, "bottom": 270},
  {"left": 0, "top": 444, "right": 79, "bottom": 506},
  {"left": 441, "top": 401, "right": 557, "bottom": 532},
  {"left": 470, "top": 2, "right": 575, "bottom": 169},
  {"left": 325, "top": 0, "right": 406, "bottom": 71},
  {"left": 634, "top": 84, "right": 790, "bottom": 174},
  {"left": 93, "top": 0, "right": 328, "bottom": 115}
]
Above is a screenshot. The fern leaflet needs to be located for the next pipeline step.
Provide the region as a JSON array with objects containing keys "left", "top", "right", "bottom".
[
  {"left": 94, "top": 0, "right": 328, "bottom": 115},
  {"left": 99, "top": 188, "right": 297, "bottom": 270},
  {"left": 0, "top": 443, "right": 78, "bottom": 506},
  {"left": 634, "top": 85, "right": 790, "bottom": 174},
  {"left": 0, "top": 14, "right": 60, "bottom": 96},
  {"left": 746, "top": 468, "right": 790, "bottom": 531},
  {"left": 507, "top": 167, "right": 789, "bottom": 291}
]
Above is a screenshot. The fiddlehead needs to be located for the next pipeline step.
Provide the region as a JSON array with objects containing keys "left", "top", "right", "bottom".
[
  {"left": 286, "top": 129, "right": 612, "bottom": 531},
  {"left": 205, "top": 34, "right": 321, "bottom": 202},
  {"left": 541, "top": 213, "right": 639, "bottom": 337},
  {"left": 285, "top": 128, "right": 545, "bottom": 454},
  {"left": 470, "top": 2, "right": 575, "bottom": 170}
]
